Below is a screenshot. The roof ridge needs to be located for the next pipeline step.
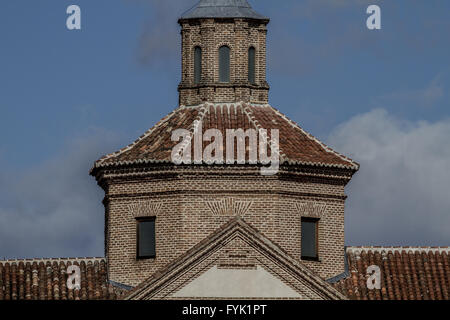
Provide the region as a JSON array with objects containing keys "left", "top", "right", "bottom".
[
  {"left": 0, "top": 257, "right": 105, "bottom": 264},
  {"left": 269, "top": 105, "right": 359, "bottom": 170},
  {"left": 186, "top": 103, "right": 210, "bottom": 164},
  {"left": 243, "top": 102, "right": 286, "bottom": 162},
  {"left": 347, "top": 246, "right": 450, "bottom": 253}
]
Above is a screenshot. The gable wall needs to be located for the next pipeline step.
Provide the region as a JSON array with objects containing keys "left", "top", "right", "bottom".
[{"left": 137, "top": 234, "right": 328, "bottom": 300}]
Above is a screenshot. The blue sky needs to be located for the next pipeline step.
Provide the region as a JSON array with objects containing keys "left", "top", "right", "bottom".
[{"left": 0, "top": 0, "right": 449, "bottom": 259}]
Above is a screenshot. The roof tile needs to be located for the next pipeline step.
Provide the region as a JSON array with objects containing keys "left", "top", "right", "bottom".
[
  {"left": 0, "top": 258, "right": 124, "bottom": 300},
  {"left": 93, "top": 103, "right": 358, "bottom": 171},
  {"left": 335, "top": 247, "right": 450, "bottom": 300}
]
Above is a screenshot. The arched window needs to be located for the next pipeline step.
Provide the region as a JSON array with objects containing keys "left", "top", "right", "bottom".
[
  {"left": 248, "top": 47, "right": 256, "bottom": 84},
  {"left": 194, "top": 46, "right": 202, "bottom": 84},
  {"left": 219, "top": 45, "right": 230, "bottom": 83}
]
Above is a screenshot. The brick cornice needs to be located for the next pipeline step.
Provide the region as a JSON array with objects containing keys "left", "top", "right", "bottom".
[
  {"left": 104, "top": 190, "right": 347, "bottom": 202},
  {"left": 93, "top": 164, "right": 355, "bottom": 184}
]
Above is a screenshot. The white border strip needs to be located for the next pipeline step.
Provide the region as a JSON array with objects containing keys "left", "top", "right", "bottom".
[
  {"left": 0, "top": 257, "right": 105, "bottom": 264},
  {"left": 347, "top": 246, "right": 450, "bottom": 254}
]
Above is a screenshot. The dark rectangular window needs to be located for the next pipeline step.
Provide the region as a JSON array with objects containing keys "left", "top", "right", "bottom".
[
  {"left": 301, "top": 218, "right": 319, "bottom": 260},
  {"left": 137, "top": 218, "right": 156, "bottom": 259},
  {"left": 219, "top": 46, "right": 230, "bottom": 83},
  {"left": 248, "top": 47, "right": 256, "bottom": 84},
  {"left": 194, "top": 46, "right": 202, "bottom": 84}
]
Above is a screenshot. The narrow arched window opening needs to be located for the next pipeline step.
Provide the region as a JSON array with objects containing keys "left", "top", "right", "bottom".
[
  {"left": 219, "top": 45, "right": 230, "bottom": 83},
  {"left": 194, "top": 46, "right": 202, "bottom": 84},
  {"left": 248, "top": 47, "right": 256, "bottom": 84}
]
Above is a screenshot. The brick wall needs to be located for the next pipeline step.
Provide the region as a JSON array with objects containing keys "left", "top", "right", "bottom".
[
  {"left": 101, "top": 165, "right": 351, "bottom": 286},
  {"left": 178, "top": 18, "right": 270, "bottom": 106},
  {"left": 98, "top": 12, "right": 353, "bottom": 290},
  {"left": 151, "top": 235, "right": 327, "bottom": 300}
]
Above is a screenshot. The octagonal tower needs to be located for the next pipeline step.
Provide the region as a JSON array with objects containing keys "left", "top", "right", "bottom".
[
  {"left": 178, "top": 0, "right": 270, "bottom": 105},
  {"left": 91, "top": 0, "right": 359, "bottom": 288}
]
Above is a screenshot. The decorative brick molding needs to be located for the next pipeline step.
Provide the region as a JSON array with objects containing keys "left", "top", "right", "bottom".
[
  {"left": 101, "top": 166, "right": 350, "bottom": 286},
  {"left": 218, "top": 238, "right": 256, "bottom": 270},
  {"left": 123, "top": 218, "right": 347, "bottom": 300},
  {"left": 215, "top": 41, "right": 234, "bottom": 51},
  {"left": 295, "top": 202, "right": 327, "bottom": 218},
  {"left": 206, "top": 198, "right": 253, "bottom": 216},
  {"left": 127, "top": 201, "right": 163, "bottom": 218}
]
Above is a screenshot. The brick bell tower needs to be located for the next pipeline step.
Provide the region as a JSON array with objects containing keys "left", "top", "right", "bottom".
[
  {"left": 178, "top": 0, "right": 270, "bottom": 105},
  {"left": 91, "top": 0, "right": 359, "bottom": 289}
]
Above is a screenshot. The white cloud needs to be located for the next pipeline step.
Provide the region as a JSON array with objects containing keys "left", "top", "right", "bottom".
[
  {"left": 0, "top": 129, "right": 122, "bottom": 259},
  {"left": 328, "top": 109, "right": 450, "bottom": 246}
]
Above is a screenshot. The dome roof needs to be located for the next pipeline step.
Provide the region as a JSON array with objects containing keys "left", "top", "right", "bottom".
[
  {"left": 92, "top": 102, "right": 358, "bottom": 172},
  {"left": 180, "top": 0, "right": 268, "bottom": 20}
]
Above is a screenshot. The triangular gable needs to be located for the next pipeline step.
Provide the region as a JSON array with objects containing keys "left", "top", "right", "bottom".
[{"left": 124, "top": 218, "right": 347, "bottom": 300}]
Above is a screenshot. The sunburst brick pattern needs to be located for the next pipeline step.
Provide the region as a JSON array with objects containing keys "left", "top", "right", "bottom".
[{"left": 206, "top": 198, "right": 253, "bottom": 216}]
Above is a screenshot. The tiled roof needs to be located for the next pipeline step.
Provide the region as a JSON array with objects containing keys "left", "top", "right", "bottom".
[
  {"left": 92, "top": 102, "right": 358, "bottom": 172},
  {"left": 180, "top": 0, "right": 268, "bottom": 20},
  {"left": 0, "top": 258, "right": 124, "bottom": 300},
  {"left": 334, "top": 247, "right": 450, "bottom": 300},
  {"left": 3, "top": 247, "right": 449, "bottom": 300}
]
